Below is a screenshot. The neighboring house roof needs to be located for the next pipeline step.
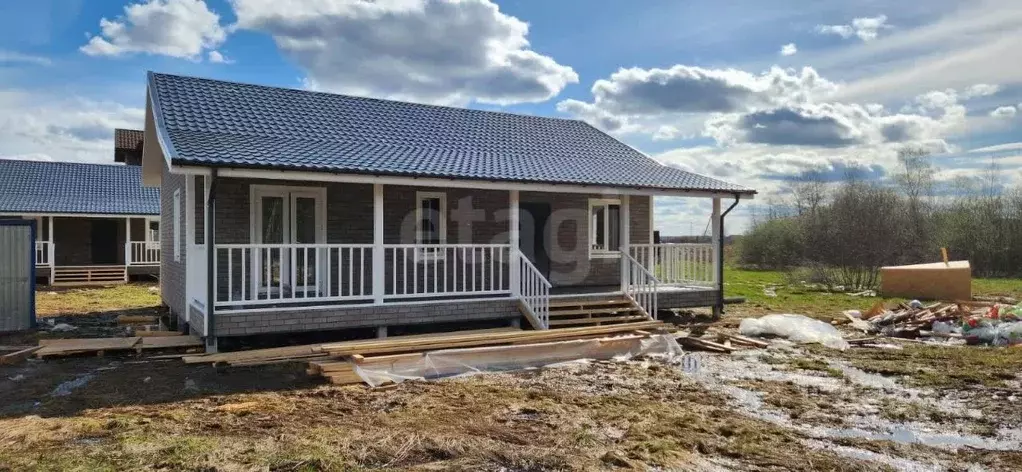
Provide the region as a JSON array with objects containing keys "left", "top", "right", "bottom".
[
  {"left": 148, "top": 72, "right": 754, "bottom": 195},
  {"left": 114, "top": 128, "right": 145, "bottom": 164},
  {"left": 115, "top": 129, "right": 144, "bottom": 152},
  {"left": 0, "top": 159, "right": 160, "bottom": 215}
]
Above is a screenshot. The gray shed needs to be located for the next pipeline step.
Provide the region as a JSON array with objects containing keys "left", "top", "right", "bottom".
[{"left": 0, "top": 220, "right": 36, "bottom": 332}]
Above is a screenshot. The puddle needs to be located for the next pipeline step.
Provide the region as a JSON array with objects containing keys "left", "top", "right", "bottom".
[
  {"left": 50, "top": 374, "right": 95, "bottom": 397},
  {"left": 684, "top": 348, "right": 1022, "bottom": 455}
]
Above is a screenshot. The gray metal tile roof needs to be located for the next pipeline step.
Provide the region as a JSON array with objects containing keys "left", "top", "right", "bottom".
[
  {"left": 0, "top": 159, "right": 160, "bottom": 215},
  {"left": 149, "top": 72, "right": 754, "bottom": 194}
]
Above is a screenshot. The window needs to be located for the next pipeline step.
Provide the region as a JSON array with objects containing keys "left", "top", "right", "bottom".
[
  {"left": 416, "top": 192, "right": 447, "bottom": 260},
  {"left": 589, "top": 199, "right": 621, "bottom": 257},
  {"left": 173, "top": 189, "right": 181, "bottom": 262},
  {"left": 147, "top": 218, "right": 160, "bottom": 243}
]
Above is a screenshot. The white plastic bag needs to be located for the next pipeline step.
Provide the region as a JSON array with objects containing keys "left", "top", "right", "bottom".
[{"left": 739, "top": 314, "right": 850, "bottom": 350}]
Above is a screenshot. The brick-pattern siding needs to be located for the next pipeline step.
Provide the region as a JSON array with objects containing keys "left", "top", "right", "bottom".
[
  {"left": 160, "top": 162, "right": 187, "bottom": 325},
  {"left": 521, "top": 192, "right": 650, "bottom": 288},
  {"left": 658, "top": 289, "right": 718, "bottom": 309},
  {"left": 217, "top": 299, "right": 518, "bottom": 336}
]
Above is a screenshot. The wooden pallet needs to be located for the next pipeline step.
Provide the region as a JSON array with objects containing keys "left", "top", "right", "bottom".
[{"left": 52, "top": 265, "right": 127, "bottom": 285}]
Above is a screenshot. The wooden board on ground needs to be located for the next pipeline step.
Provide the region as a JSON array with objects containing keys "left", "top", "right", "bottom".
[
  {"left": 140, "top": 336, "right": 203, "bottom": 350},
  {"left": 0, "top": 346, "right": 42, "bottom": 365},
  {"left": 36, "top": 337, "right": 142, "bottom": 358},
  {"left": 135, "top": 330, "right": 184, "bottom": 338}
]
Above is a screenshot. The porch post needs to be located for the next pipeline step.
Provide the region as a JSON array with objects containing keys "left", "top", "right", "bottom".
[
  {"left": 205, "top": 171, "right": 217, "bottom": 350},
  {"left": 124, "top": 217, "right": 132, "bottom": 269},
  {"left": 620, "top": 195, "right": 630, "bottom": 293},
  {"left": 509, "top": 190, "right": 520, "bottom": 297},
  {"left": 711, "top": 198, "right": 722, "bottom": 315},
  {"left": 184, "top": 175, "right": 195, "bottom": 324},
  {"left": 48, "top": 216, "right": 55, "bottom": 285},
  {"left": 373, "top": 183, "right": 384, "bottom": 304}
]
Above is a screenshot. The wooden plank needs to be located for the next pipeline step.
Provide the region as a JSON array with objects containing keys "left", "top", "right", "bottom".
[
  {"left": 548, "top": 315, "right": 648, "bottom": 326},
  {"left": 0, "top": 346, "right": 42, "bottom": 365},
  {"left": 140, "top": 336, "right": 203, "bottom": 350},
  {"left": 549, "top": 308, "right": 641, "bottom": 317},
  {"left": 36, "top": 337, "right": 141, "bottom": 357},
  {"left": 136, "top": 331, "right": 182, "bottom": 338},
  {"left": 183, "top": 327, "right": 522, "bottom": 365},
  {"left": 318, "top": 321, "right": 665, "bottom": 357},
  {"left": 549, "top": 298, "right": 632, "bottom": 308}
]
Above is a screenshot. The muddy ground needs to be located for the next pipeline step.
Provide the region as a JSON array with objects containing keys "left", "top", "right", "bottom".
[{"left": 2, "top": 316, "right": 1021, "bottom": 471}]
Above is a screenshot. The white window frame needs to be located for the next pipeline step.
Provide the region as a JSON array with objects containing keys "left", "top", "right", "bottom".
[
  {"left": 145, "top": 217, "right": 160, "bottom": 246},
  {"left": 173, "top": 189, "right": 181, "bottom": 262},
  {"left": 588, "top": 198, "right": 621, "bottom": 259},
  {"left": 249, "top": 184, "right": 328, "bottom": 296},
  {"left": 415, "top": 191, "right": 447, "bottom": 262}
]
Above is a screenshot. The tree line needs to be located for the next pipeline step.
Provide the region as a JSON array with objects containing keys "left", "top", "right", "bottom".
[{"left": 736, "top": 149, "right": 1022, "bottom": 288}]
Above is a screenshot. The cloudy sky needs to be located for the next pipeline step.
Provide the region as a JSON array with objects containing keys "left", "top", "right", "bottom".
[{"left": 1, "top": 0, "right": 1020, "bottom": 235}]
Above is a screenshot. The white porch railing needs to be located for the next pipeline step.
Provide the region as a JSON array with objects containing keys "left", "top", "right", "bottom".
[
  {"left": 127, "top": 241, "right": 161, "bottom": 265},
  {"left": 35, "top": 241, "right": 52, "bottom": 266},
  {"left": 517, "top": 250, "right": 551, "bottom": 329},
  {"left": 384, "top": 244, "right": 511, "bottom": 298},
  {"left": 625, "top": 254, "right": 659, "bottom": 319},
  {"left": 214, "top": 243, "right": 374, "bottom": 307},
  {"left": 629, "top": 243, "right": 715, "bottom": 287}
]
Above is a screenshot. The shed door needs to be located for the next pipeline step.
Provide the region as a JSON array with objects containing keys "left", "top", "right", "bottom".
[{"left": 0, "top": 222, "right": 35, "bottom": 333}]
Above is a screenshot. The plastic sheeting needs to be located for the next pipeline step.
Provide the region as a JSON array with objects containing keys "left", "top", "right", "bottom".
[
  {"left": 353, "top": 334, "right": 684, "bottom": 387},
  {"left": 739, "top": 314, "right": 850, "bottom": 350}
]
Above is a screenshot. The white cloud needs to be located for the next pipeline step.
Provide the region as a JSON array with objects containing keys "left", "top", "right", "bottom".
[
  {"left": 780, "top": 43, "right": 797, "bottom": 56},
  {"left": 822, "top": 2, "right": 1022, "bottom": 103},
  {"left": 816, "top": 14, "right": 890, "bottom": 42},
  {"left": 207, "top": 50, "right": 232, "bottom": 64},
  {"left": 0, "top": 89, "right": 144, "bottom": 163},
  {"left": 229, "top": 0, "right": 577, "bottom": 106},
  {"left": 0, "top": 50, "right": 52, "bottom": 66},
  {"left": 990, "top": 106, "right": 1018, "bottom": 118},
  {"left": 962, "top": 83, "right": 1000, "bottom": 99},
  {"left": 80, "top": 0, "right": 227, "bottom": 60}
]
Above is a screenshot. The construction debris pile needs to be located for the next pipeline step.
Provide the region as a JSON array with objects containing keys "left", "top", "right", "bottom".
[{"left": 843, "top": 300, "right": 1022, "bottom": 346}]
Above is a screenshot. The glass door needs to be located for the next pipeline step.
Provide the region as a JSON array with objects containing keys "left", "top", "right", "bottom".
[{"left": 252, "top": 187, "right": 325, "bottom": 299}]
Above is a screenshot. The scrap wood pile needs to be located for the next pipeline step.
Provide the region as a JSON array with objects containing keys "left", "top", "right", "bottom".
[
  {"left": 183, "top": 320, "right": 679, "bottom": 385},
  {"left": 841, "top": 300, "right": 1022, "bottom": 346}
]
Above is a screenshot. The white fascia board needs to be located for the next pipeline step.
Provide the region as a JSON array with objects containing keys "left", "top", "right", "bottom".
[{"left": 171, "top": 165, "right": 753, "bottom": 199}]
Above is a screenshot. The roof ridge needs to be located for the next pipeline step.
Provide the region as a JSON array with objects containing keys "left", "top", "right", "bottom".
[
  {"left": 149, "top": 71, "right": 584, "bottom": 124},
  {"left": 0, "top": 158, "right": 139, "bottom": 169}
]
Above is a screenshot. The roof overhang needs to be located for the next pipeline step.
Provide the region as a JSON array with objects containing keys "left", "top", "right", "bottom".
[
  {"left": 0, "top": 212, "right": 159, "bottom": 218},
  {"left": 170, "top": 163, "right": 756, "bottom": 199}
]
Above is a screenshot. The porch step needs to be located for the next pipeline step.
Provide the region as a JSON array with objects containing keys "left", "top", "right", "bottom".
[
  {"left": 538, "top": 296, "right": 651, "bottom": 329},
  {"left": 52, "top": 266, "right": 127, "bottom": 285}
]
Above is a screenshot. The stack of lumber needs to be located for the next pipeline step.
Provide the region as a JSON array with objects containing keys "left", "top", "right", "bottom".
[
  {"left": 309, "top": 322, "right": 674, "bottom": 385},
  {"left": 182, "top": 321, "right": 669, "bottom": 369}
]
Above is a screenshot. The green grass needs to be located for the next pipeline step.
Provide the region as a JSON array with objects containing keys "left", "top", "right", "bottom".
[{"left": 723, "top": 267, "right": 1022, "bottom": 321}]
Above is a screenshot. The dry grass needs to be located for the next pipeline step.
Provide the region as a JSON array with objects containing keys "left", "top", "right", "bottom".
[
  {"left": 35, "top": 283, "right": 161, "bottom": 317},
  {"left": 0, "top": 362, "right": 885, "bottom": 471}
]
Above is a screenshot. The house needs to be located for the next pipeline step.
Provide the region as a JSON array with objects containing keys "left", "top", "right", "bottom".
[
  {"left": 0, "top": 130, "right": 161, "bottom": 285},
  {"left": 140, "top": 72, "right": 755, "bottom": 351}
]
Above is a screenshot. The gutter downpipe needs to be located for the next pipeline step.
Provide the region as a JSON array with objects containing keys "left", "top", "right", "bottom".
[
  {"left": 716, "top": 193, "right": 741, "bottom": 317},
  {"left": 205, "top": 168, "right": 219, "bottom": 351}
]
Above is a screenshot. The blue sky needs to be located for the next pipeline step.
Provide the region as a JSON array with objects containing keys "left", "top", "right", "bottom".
[{"left": 1, "top": 0, "right": 1020, "bottom": 234}]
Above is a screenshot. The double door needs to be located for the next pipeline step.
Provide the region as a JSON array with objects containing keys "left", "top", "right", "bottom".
[{"left": 252, "top": 186, "right": 325, "bottom": 298}]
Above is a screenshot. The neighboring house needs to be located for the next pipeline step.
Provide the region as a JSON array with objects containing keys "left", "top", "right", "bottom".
[
  {"left": 140, "top": 72, "right": 755, "bottom": 350},
  {"left": 0, "top": 131, "right": 161, "bottom": 285}
]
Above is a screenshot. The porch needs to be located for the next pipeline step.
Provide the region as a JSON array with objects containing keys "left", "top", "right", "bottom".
[
  {"left": 29, "top": 215, "right": 161, "bottom": 285},
  {"left": 180, "top": 176, "right": 724, "bottom": 338}
]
